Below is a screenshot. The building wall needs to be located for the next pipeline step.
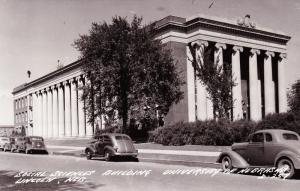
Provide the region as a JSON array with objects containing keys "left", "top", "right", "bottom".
[{"left": 164, "top": 41, "right": 189, "bottom": 125}]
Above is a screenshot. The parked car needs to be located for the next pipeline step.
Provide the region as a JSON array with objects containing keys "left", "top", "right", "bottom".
[
  {"left": 217, "top": 129, "right": 300, "bottom": 179},
  {"left": 0, "top": 137, "right": 9, "bottom": 151},
  {"left": 24, "top": 136, "right": 48, "bottom": 154},
  {"left": 11, "top": 136, "right": 26, "bottom": 153},
  {"left": 3, "top": 137, "right": 16, "bottom": 152},
  {"left": 85, "top": 133, "right": 138, "bottom": 161}
]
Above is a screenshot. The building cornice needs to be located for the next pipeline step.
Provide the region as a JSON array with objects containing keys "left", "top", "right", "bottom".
[
  {"left": 154, "top": 15, "right": 291, "bottom": 45},
  {"left": 12, "top": 59, "right": 83, "bottom": 95}
]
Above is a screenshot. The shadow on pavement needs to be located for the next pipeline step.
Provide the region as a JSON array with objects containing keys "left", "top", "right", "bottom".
[{"left": 0, "top": 170, "right": 105, "bottom": 191}]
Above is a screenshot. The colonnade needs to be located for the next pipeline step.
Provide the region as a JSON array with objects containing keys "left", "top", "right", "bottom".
[
  {"left": 31, "top": 76, "right": 94, "bottom": 138},
  {"left": 188, "top": 40, "right": 287, "bottom": 121}
]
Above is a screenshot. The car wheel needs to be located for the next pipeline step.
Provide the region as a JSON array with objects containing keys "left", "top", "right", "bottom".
[
  {"left": 86, "top": 150, "right": 92, "bottom": 160},
  {"left": 104, "top": 150, "right": 112, "bottom": 161},
  {"left": 221, "top": 155, "right": 233, "bottom": 171},
  {"left": 277, "top": 158, "right": 295, "bottom": 179}
]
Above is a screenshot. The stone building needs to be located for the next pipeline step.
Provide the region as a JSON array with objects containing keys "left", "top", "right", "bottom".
[{"left": 12, "top": 14, "right": 291, "bottom": 138}]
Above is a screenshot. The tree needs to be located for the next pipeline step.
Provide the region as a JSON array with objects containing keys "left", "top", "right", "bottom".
[
  {"left": 188, "top": 42, "right": 235, "bottom": 120},
  {"left": 74, "top": 16, "right": 183, "bottom": 133},
  {"left": 288, "top": 80, "right": 300, "bottom": 113}
]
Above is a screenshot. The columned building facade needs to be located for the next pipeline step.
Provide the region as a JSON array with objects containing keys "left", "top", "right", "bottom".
[
  {"left": 13, "top": 61, "right": 95, "bottom": 138},
  {"left": 13, "top": 14, "right": 291, "bottom": 138},
  {"left": 154, "top": 15, "right": 290, "bottom": 124}
]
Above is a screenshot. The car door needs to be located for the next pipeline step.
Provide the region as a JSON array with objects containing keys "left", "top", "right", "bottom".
[
  {"left": 263, "top": 133, "right": 281, "bottom": 165},
  {"left": 95, "top": 136, "right": 104, "bottom": 156},
  {"left": 246, "top": 133, "right": 264, "bottom": 166}
]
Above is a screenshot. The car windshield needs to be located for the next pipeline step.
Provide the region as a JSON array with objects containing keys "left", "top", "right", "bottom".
[
  {"left": 282, "top": 133, "right": 299, "bottom": 141},
  {"left": 115, "top": 136, "right": 131, "bottom": 141}
]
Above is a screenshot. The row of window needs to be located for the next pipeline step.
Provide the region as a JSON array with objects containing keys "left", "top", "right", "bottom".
[
  {"left": 15, "top": 112, "right": 28, "bottom": 124},
  {"left": 15, "top": 95, "right": 33, "bottom": 110}
]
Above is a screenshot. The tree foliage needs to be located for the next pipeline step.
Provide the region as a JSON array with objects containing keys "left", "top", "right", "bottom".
[
  {"left": 188, "top": 43, "right": 235, "bottom": 120},
  {"left": 74, "top": 16, "right": 183, "bottom": 133},
  {"left": 288, "top": 80, "right": 300, "bottom": 113}
]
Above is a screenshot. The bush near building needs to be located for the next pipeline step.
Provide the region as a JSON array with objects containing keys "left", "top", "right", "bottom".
[{"left": 149, "top": 112, "right": 300, "bottom": 146}]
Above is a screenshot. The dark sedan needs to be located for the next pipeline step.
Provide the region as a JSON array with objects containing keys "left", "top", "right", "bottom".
[
  {"left": 217, "top": 129, "right": 300, "bottom": 179},
  {"left": 85, "top": 133, "right": 138, "bottom": 161},
  {"left": 24, "top": 136, "right": 48, "bottom": 154}
]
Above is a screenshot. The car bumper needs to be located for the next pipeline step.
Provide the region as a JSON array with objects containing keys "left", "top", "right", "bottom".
[{"left": 114, "top": 152, "right": 138, "bottom": 157}]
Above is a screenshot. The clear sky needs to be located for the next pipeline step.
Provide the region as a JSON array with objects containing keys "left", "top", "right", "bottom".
[{"left": 0, "top": 0, "right": 299, "bottom": 125}]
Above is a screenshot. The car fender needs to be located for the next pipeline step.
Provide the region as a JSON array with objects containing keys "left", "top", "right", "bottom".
[
  {"left": 103, "top": 146, "right": 116, "bottom": 155},
  {"left": 85, "top": 145, "right": 96, "bottom": 154},
  {"left": 217, "top": 151, "right": 249, "bottom": 169},
  {"left": 275, "top": 150, "right": 300, "bottom": 169}
]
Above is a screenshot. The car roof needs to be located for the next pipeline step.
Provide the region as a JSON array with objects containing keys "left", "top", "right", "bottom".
[
  {"left": 101, "top": 133, "right": 129, "bottom": 136},
  {"left": 25, "top": 136, "right": 43, "bottom": 138},
  {"left": 255, "top": 129, "right": 298, "bottom": 135}
]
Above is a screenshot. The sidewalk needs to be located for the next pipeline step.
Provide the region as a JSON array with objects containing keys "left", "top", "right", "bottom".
[{"left": 45, "top": 139, "right": 229, "bottom": 168}]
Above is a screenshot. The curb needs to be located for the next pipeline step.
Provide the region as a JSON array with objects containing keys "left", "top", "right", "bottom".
[{"left": 51, "top": 151, "right": 221, "bottom": 169}]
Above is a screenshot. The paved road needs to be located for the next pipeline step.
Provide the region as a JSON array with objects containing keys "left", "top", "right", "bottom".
[{"left": 0, "top": 151, "right": 299, "bottom": 191}]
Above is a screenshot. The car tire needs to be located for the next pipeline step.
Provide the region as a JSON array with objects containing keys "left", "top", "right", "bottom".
[
  {"left": 104, "top": 150, "right": 112, "bottom": 161},
  {"left": 86, "top": 150, "right": 92, "bottom": 160},
  {"left": 221, "top": 155, "right": 233, "bottom": 171},
  {"left": 277, "top": 158, "right": 295, "bottom": 179}
]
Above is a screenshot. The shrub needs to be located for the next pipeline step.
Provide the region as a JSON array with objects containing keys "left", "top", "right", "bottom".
[{"left": 149, "top": 112, "right": 300, "bottom": 146}]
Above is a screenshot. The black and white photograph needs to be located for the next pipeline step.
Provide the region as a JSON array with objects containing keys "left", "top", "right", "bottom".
[{"left": 1, "top": 0, "right": 300, "bottom": 190}]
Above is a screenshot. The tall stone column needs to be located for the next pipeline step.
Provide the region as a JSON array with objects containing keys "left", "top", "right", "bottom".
[
  {"left": 64, "top": 81, "right": 72, "bottom": 137},
  {"left": 232, "top": 46, "right": 243, "bottom": 120},
  {"left": 38, "top": 92, "right": 43, "bottom": 136},
  {"left": 186, "top": 45, "right": 196, "bottom": 122},
  {"left": 215, "top": 43, "right": 226, "bottom": 70},
  {"left": 249, "top": 49, "right": 261, "bottom": 121},
  {"left": 213, "top": 43, "right": 227, "bottom": 118},
  {"left": 264, "top": 51, "right": 275, "bottom": 115},
  {"left": 43, "top": 90, "right": 48, "bottom": 138},
  {"left": 78, "top": 77, "right": 86, "bottom": 137},
  {"left": 52, "top": 86, "right": 59, "bottom": 137},
  {"left": 47, "top": 87, "right": 53, "bottom": 138},
  {"left": 58, "top": 83, "right": 65, "bottom": 137},
  {"left": 32, "top": 92, "right": 38, "bottom": 136},
  {"left": 71, "top": 78, "right": 79, "bottom": 137},
  {"left": 191, "top": 40, "right": 208, "bottom": 121},
  {"left": 278, "top": 53, "right": 288, "bottom": 113}
]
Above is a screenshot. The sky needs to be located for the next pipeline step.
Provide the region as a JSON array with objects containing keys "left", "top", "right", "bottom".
[{"left": 0, "top": 0, "right": 299, "bottom": 125}]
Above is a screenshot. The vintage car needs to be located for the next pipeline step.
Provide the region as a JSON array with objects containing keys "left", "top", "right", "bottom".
[
  {"left": 85, "top": 133, "right": 138, "bottom": 161},
  {"left": 11, "top": 136, "right": 26, "bottom": 153},
  {"left": 0, "top": 137, "right": 9, "bottom": 151},
  {"left": 24, "top": 136, "right": 48, "bottom": 154},
  {"left": 3, "top": 137, "right": 16, "bottom": 152},
  {"left": 217, "top": 129, "right": 300, "bottom": 178}
]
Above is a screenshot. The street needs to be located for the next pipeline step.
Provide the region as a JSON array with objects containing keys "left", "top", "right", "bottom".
[{"left": 0, "top": 152, "right": 300, "bottom": 191}]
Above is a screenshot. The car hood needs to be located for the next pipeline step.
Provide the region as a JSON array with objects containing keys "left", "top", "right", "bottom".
[{"left": 232, "top": 142, "right": 248, "bottom": 150}]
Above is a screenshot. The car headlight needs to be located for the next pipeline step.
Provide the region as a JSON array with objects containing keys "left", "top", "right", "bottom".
[{"left": 296, "top": 154, "right": 300, "bottom": 159}]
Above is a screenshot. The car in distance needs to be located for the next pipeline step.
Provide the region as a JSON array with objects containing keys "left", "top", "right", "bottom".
[
  {"left": 3, "top": 137, "right": 16, "bottom": 152},
  {"left": 0, "top": 137, "right": 9, "bottom": 151},
  {"left": 11, "top": 136, "right": 26, "bottom": 153},
  {"left": 85, "top": 133, "right": 138, "bottom": 161},
  {"left": 24, "top": 136, "right": 48, "bottom": 154},
  {"left": 217, "top": 129, "right": 300, "bottom": 179}
]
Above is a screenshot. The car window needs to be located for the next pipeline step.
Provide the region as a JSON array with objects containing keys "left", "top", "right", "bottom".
[
  {"left": 30, "top": 137, "right": 43, "bottom": 141},
  {"left": 282, "top": 133, "right": 299, "bottom": 141},
  {"left": 265, "top": 133, "right": 272, "bottom": 142},
  {"left": 103, "top": 136, "right": 112, "bottom": 144},
  {"left": 251, "top": 133, "right": 264, "bottom": 143},
  {"left": 115, "top": 136, "right": 131, "bottom": 141},
  {"left": 1, "top": 138, "right": 8, "bottom": 141}
]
